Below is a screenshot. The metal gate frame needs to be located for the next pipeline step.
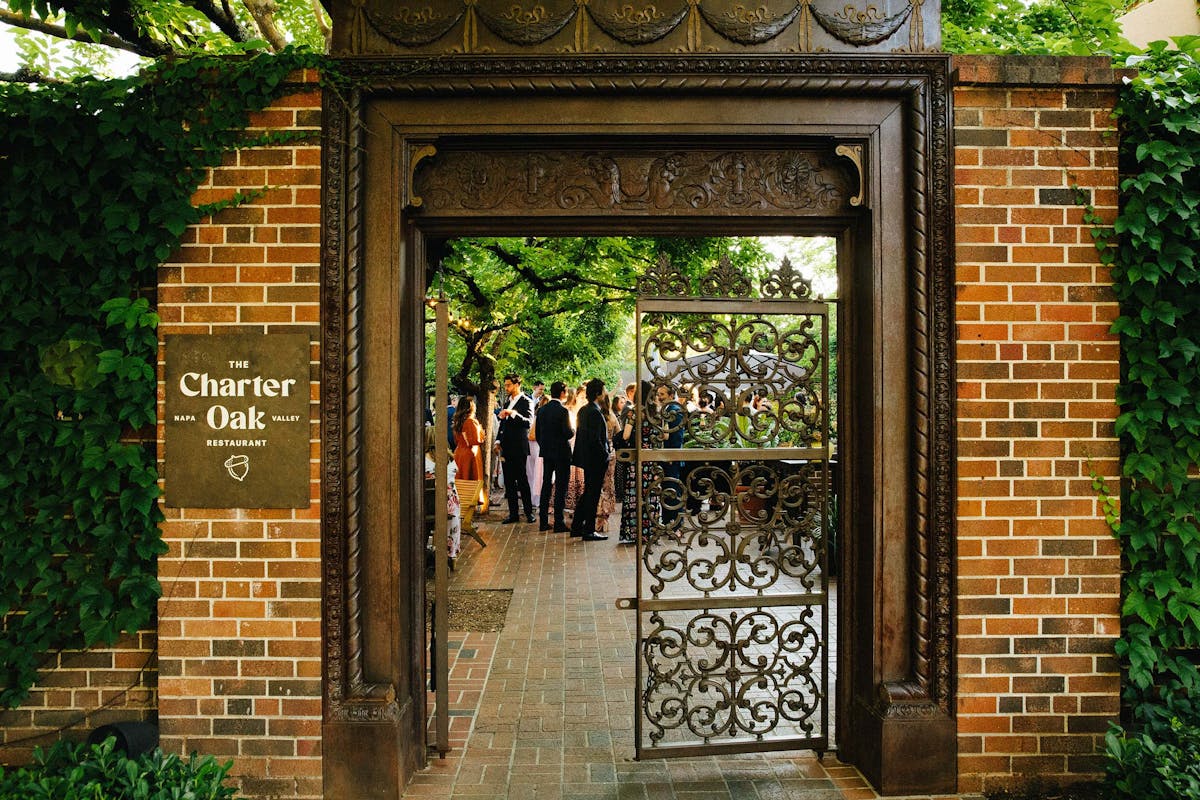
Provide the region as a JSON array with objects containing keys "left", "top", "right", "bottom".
[{"left": 629, "top": 254, "right": 833, "bottom": 759}]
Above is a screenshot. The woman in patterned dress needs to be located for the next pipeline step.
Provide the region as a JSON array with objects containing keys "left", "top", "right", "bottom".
[
  {"left": 425, "top": 425, "right": 462, "bottom": 566},
  {"left": 563, "top": 387, "right": 585, "bottom": 524},
  {"left": 620, "top": 382, "right": 662, "bottom": 545},
  {"left": 611, "top": 395, "right": 630, "bottom": 498},
  {"left": 592, "top": 391, "right": 620, "bottom": 534}
]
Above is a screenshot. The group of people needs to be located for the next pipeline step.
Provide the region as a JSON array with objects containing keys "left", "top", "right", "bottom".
[
  {"left": 446, "top": 373, "right": 643, "bottom": 544},
  {"left": 431, "top": 376, "right": 800, "bottom": 560}
]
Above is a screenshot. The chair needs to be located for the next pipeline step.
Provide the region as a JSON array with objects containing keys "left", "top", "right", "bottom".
[{"left": 454, "top": 478, "right": 487, "bottom": 548}]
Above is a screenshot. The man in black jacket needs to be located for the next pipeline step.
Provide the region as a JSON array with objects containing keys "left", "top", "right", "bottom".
[
  {"left": 535, "top": 380, "right": 573, "bottom": 532},
  {"left": 497, "top": 373, "right": 535, "bottom": 524},
  {"left": 570, "top": 378, "right": 611, "bottom": 541}
]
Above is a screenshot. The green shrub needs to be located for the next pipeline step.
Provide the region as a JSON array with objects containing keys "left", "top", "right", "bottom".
[
  {"left": 1106, "top": 718, "right": 1200, "bottom": 800},
  {"left": 0, "top": 736, "right": 238, "bottom": 799}
]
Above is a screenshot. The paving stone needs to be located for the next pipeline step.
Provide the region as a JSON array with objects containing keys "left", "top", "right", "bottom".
[{"left": 405, "top": 518, "right": 886, "bottom": 800}]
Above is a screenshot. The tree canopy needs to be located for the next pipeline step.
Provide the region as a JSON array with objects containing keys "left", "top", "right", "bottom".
[
  {"left": 1, "top": 0, "right": 329, "bottom": 80},
  {"left": 942, "top": 0, "right": 1133, "bottom": 55},
  {"left": 427, "top": 236, "right": 774, "bottom": 400}
]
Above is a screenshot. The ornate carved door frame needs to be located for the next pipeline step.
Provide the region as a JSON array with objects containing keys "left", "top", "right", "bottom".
[{"left": 320, "top": 55, "right": 956, "bottom": 798}]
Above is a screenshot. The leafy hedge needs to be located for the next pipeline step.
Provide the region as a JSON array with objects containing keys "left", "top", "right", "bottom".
[
  {"left": 1102, "top": 38, "right": 1200, "bottom": 796},
  {"left": 0, "top": 51, "right": 325, "bottom": 709},
  {"left": 0, "top": 736, "right": 238, "bottom": 799},
  {"left": 1107, "top": 718, "right": 1200, "bottom": 800}
]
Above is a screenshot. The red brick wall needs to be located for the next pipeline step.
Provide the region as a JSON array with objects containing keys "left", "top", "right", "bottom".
[
  {"left": 0, "top": 632, "right": 156, "bottom": 764},
  {"left": 156, "top": 72, "right": 323, "bottom": 800},
  {"left": 135, "top": 58, "right": 1126, "bottom": 799},
  {"left": 952, "top": 55, "right": 1125, "bottom": 795}
]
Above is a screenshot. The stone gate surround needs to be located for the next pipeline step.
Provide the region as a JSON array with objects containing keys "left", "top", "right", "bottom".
[{"left": 0, "top": 55, "right": 1123, "bottom": 800}]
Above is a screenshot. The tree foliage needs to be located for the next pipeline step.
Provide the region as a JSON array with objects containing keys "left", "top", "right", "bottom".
[
  {"left": 1, "top": 0, "right": 329, "bottom": 80},
  {"left": 429, "top": 236, "right": 772, "bottom": 391},
  {"left": 942, "top": 0, "right": 1132, "bottom": 55},
  {"left": 1099, "top": 40, "right": 1200, "bottom": 745}
]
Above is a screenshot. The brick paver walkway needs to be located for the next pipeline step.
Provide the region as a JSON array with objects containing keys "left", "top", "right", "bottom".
[{"left": 409, "top": 509, "right": 968, "bottom": 800}]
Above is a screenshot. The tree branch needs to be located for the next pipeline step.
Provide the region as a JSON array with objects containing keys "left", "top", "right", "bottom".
[
  {"left": 475, "top": 295, "right": 630, "bottom": 337},
  {"left": 441, "top": 266, "right": 491, "bottom": 309},
  {"left": 96, "top": 0, "right": 177, "bottom": 56},
  {"left": 311, "top": 0, "right": 332, "bottom": 51},
  {"left": 0, "top": 8, "right": 158, "bottom": 56},
  {"left": 0, "top": 67, "right": 68, "bottom": 84},
  {"left": 483, "top": 242, "right": 635, "bottom": 295},
  {"left": 178, "top": 0, "right": 253, "bottom": 42},
  {"left": 241, "top": 0, "right": 289, "bottom": 51}
]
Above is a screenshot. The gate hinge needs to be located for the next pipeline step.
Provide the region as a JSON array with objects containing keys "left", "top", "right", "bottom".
[{"left": 615, "top": 597, "right": 637, "bottom": 611}]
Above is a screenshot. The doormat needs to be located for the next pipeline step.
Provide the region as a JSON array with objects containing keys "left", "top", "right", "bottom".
[{"left": 427, "top": 589, "right": 513, "bottom": 632}]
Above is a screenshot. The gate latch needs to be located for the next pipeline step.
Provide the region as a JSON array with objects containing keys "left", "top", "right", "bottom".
[{"left": 615, "top": 597, "right": 637, "bottom": 611}]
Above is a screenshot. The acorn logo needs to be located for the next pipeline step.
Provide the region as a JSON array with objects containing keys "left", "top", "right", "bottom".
[{"left": 224, "top": 454, "right": 250, "bottom": 482}]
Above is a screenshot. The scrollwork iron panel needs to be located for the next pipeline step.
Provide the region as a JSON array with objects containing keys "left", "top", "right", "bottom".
[
  {"left": 634, "top": 255, "right": 831, "bottom": 758},
  {"left": 641, "top": 607, "right": 824, "bottom": 749}
]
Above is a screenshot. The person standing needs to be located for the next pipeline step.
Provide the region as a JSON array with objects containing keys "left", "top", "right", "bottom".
[
  {"left": 425, "top": 426, "right": 462, "bottom": 568},
  {"left": 593, "top": 391, "right": 620, "bottom": 535},
  {"left": 616, "top": 390, "right": 639, "bottom": 545},
  {"left": 611, "top": 394, "right": 630, "bottom": 499},
  {"left": 445, "top": 396, "right": 457, "bottom": 450},
  {"left": 536, "top": 381, "right": 573, "bottom": 532},
  {"left": 570, "top": 378, "right": 611, "bottom": 541},
  {"left": 563, "top": 386, "right": 585, "bottom": 522},
  {"left": 526, "top": 380, "right": 546, "bottom": 508},
  {"left": 451, "top": 396, "right": 488, "bottom": 513},
  {"left": 655, "top": 382, "right": 685, "bottom": 528},
  {"left": 497, "top": 373, "right": 535, "bottom": 524}
]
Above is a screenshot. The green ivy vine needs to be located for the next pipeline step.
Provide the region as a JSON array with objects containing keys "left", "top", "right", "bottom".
[
  {"left": 1099, "top": 38, "right": 1200, "bottom": 774},
  {"left": 0, "top": 50, "right": 328, "bottom": 709}
]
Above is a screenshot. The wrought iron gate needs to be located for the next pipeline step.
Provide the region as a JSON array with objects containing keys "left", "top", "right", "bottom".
[{"left": 628, "top": 253, "right": 832, "bottom": 759}]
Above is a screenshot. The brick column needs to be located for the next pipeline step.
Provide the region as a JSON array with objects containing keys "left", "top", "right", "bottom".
[
  {"left": 952, "top": 55, "right": 1126, "bottom": 794},
  {"left": 156, "top": 73, "right": 323, "bottom": 800}
]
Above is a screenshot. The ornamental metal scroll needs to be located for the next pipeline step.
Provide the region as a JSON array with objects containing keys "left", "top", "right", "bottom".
[{"left": 632, "top": 253, "right": 831, "bottom": 758}]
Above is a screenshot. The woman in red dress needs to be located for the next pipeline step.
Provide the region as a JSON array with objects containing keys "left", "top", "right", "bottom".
[{"left": 452, "top": 396, "right": 487, "bottom": 509}]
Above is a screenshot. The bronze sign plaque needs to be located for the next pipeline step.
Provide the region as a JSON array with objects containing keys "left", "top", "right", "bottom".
[{"left": 165, "top": 334, "right": 311, "bottom": 508}]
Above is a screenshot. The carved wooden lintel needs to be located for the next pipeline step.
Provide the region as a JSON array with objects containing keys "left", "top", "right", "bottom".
[{"left": 411, "top": 143, "right": 854, "bottom": 216}]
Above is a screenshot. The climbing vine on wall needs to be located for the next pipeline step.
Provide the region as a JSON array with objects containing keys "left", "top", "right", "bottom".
[
  {"left": 1100, "top": 40, "right": 1200, "bottom": 748},
  {"left": 0, "top": 50, "right": 327, "bottom": 709}
]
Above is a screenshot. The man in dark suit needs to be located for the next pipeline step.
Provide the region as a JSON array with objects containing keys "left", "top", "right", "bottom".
[
  {"left": 570, "top": 378, "right": 611, "bottom": 541},
  {"left": 497, "top": 373, "right": 536, "bottom": 523},
  {"left": 536, "top": 381, "right": 573, "bottom": 532}
]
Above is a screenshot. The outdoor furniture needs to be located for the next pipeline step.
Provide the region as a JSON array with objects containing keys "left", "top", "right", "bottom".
[{"left": 454, "top": 478, "right": 487, "bottom": 548}]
